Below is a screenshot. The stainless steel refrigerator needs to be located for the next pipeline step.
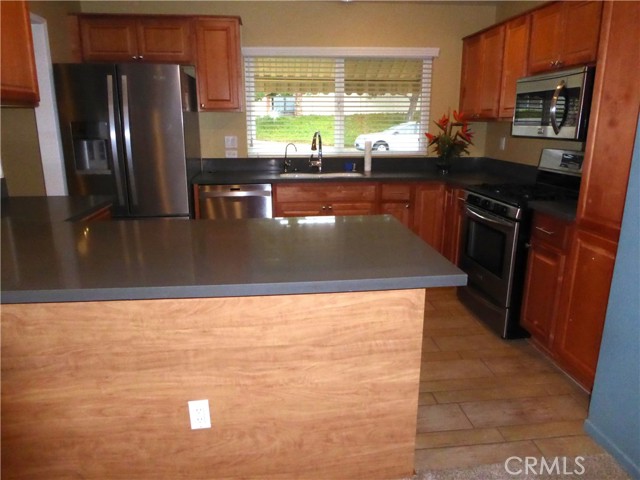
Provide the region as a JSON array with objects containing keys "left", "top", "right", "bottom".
[{"left": 53, "top": 63, "right": 200, "bottom": 218}]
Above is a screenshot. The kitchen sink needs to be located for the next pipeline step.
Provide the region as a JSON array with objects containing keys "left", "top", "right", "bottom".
[{"left": 278, "top": 172, "right": 364, "bottom": 179}]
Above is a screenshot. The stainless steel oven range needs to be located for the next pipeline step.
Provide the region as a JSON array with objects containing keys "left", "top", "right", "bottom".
[{"left": 457, "top": 149, "right": 583, "bottom": 339}]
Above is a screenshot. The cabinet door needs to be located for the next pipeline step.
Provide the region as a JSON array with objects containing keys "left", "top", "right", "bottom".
[
  {"left": 478, "top": 25, "right": 505, "bottom": 119},
  {"left": 195, "top": 17, "right": 242, "bottom": 111},
  {"left": 79, "top": 16, "right": 139, "bottom": 62},
  {"left": 577, "top": 0, "right": 639, "bottom": 239},
  {"left": 529, "top": 1, "right": 602, "bottom": 73},
  {"left": 136, "top": 17, "right": 194, "bottom": 63},
  {"left": 275, "top": 202, "right": 324, "bottom": 217},
  {"left": 499, "top": 16, "right": 529, "bottom": 119},
  {"left": 441, "top": 187, "right": 464, "bottom": 264},
  {"left": 413, "top": 183, "right": 445, "bottom": 251},
  {"left": 460, "top": 26, "right": 504, "bottom": 120},
  {"left": 528, "top": 3, "right": 564, "bottom": 73},
  {"left": 561, "top": 1, "right": 602, "bottom": 68},
  {"left": 459, "top": 34, "right": 483, "bottom": 118},
  {"left": 381, "top": 202, "right": 412, "bottom": 227},
  {"left": 553, "top": 229, "right": 617, "bottom": 391},
  {"left": 329, "top": 202, "right": 376, "bottom": 216},
  {"left": 0, "top": 0, "right": 39, "bottom": 106},
  {"left": 380, "top": 183, "right": 413, "bottom": 228},
  {"left": 520, "top": 241, "right": 565, "bottom": 349}
]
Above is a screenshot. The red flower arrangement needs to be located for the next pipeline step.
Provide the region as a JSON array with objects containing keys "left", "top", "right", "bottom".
[{"left": 425, "top": 110, "right": 474, "bottom": 163}]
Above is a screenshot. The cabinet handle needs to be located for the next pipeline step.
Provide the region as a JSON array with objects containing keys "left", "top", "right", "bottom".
[
  {"left": 139, "top": 55, "right": 144, "bottom": 60},
  {"left": 132, "top": 56, "right": 137, "bottom": 60},
  {"left": 200, "top": 103, "right": 205, "bottom": 108},
  {"left": 327, "top": 205, "right": 333, "bottom": 210},
  {"left": 535, "top": 226, "right": 555, "bottom": 235},
  {"left": 405, "top": 203, "right": 410, "bottom": 209}
]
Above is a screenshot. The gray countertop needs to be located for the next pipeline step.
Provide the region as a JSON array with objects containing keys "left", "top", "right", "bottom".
[
  {"left": 1, "top": 212, "right": 467, "bottom": 304},
  {"left": 190, "top": 170, "right": 508, "bottom": 188},
  {"left": 1, "top": 195, "right": 113, "bottom": 222},
  {"left": 528, "top": 200, "right": 578, "bottom": 222}
]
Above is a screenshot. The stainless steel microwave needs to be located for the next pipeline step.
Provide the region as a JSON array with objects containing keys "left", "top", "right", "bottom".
[{"left": 512, "top": 66, "right": 595, "bottom": 140}]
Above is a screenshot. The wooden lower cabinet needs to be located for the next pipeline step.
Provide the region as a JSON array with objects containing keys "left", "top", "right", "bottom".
[
  {"left": 413, "top": 183, "right": 445, "bottom": 251},
  {"left": 553, "top": 229, "right": 617, "bottom": 391},
  {"left": 521, "top": 213, "right": 573, "bottom": 351},
  {"left": 273, "top": 181, "right": 450, "bottom": 254},
  {"left": 273, "top": 183, "right": 377, "bottom": 217},
  {"left": 521, "top": 212, "right": 618, "bottom": 391},
  {"left": 441, "top": 186, "right": 465, "bottom": 264},
  {"left": 380, "top": 183, "right": 413, "bottom": 228}
]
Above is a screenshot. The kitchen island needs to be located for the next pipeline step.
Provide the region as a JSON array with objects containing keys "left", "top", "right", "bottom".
[{"left": 2, "top": 205, "right": 465, "bottom": 480}]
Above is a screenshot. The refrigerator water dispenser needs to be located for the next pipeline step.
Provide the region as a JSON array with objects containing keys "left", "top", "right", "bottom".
[{"left": 71, "top": 121, "right": 110, "bottom": 174}]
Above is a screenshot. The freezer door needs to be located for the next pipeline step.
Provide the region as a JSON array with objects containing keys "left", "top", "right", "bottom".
[
  {"left": 53, "top": 64, "right": 130, "bottom": 216},
  {"left": 117, "top": 64, "right": 190, "bottom": 217}
]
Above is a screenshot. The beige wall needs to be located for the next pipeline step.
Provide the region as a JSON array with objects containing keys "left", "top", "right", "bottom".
[
  {"left": 1, "top": 1, "right": 81, "bottom": 196},
  {"left": 79, "top": 1, "right": 498, "bottom": 158},
  {"left": 4, "top": 1, "right": 562, "bottom": 196}
]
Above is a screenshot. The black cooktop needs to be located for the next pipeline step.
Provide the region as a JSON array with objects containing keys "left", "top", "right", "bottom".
[{"left": 466, "top": 182, "right": 576, "bottom": 208}]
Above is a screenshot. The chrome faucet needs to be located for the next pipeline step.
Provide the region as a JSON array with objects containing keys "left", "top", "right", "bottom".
[
  {"left": 309, "top": 131, "right": 322, "bottom": 172},
  {"left": 284, "top": 143, "right": 297, "bottom": 172}
]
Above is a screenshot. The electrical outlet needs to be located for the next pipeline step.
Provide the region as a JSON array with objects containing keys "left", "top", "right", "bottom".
[
  {"left": 188, "top": 399, "right": 211, "bottom": 430},
  {"left": 224, "top": 135, "right": 238, "bottom": 149}
]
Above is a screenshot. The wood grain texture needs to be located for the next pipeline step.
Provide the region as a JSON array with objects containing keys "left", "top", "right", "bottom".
[{"left": 2, "top": 289, "right": 425, "bottom": 479}]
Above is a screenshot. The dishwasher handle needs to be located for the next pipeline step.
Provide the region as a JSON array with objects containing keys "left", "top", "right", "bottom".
[{"left": 199, "top": 184, "right": 272, "bottom": 199}]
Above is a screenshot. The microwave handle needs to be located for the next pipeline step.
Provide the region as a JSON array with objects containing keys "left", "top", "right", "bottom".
[{"left": 550, "top": 80, "right": 566, "bottom": 135}]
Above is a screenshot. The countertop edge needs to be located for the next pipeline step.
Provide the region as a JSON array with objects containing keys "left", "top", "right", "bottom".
[{"left": 1, "top": 274, "right": 468, "bottom": 304}]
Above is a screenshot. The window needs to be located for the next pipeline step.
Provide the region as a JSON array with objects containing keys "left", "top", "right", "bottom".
[{"left": 243, "top": 47, "right": 439, "bottom": 157}]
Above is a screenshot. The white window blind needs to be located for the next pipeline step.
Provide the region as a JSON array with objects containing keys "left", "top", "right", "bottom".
[{"left": 243, "top": 49, "right": 436, "bottom": 157}]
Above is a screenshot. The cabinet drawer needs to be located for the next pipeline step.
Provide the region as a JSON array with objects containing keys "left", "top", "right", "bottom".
[
  {"left": 381, "top": 183, "right": 411, "bottom": 201},
  {"left": 275, "top": 183, "right": 377, "bottom": 203},
  {"left": 531, "top": 213, "right": 572, "bottom": 251}
]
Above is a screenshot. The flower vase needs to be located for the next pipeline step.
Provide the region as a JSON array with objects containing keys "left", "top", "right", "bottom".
[{"left": 436, "top": 156, "right": 452, "bottom": 175}]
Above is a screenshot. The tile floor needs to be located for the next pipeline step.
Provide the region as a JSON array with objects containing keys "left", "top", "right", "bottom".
[{"left": 415, "top": 288, "right": 605, "bottom": 471}]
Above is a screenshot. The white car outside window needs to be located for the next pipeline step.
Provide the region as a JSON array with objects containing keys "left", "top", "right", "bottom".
[{"left": 354, "top": 121, "right": 420, "bottom": 152}]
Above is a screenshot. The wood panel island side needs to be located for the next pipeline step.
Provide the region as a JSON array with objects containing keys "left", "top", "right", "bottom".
[{"left": 1, "top": 211, "right": 466, "bottom": 480}]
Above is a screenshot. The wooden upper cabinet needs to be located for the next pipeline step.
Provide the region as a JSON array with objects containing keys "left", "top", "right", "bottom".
[
  {"left": 577, "top": 0, "right": 639, "bottom": 239},
  {"left": 459, "top": 35, "right": 483, "bottom": 119},
  {"left": 0, "top": 0, "right": 39, "bottom": 106},
  {"left": 195, "top": 17, "right": 242, "bottom": 111},
  {"left": 528, "top": 1, "right": 602, "bottom": 74},
  {"left": 498, "top": 15, "right": 530, "bottom": 119},
  {"left": 79, "top": 15, "right": 194, "bottom": 63},
  {"left": 459, "top": 25, "right": 505, "bottom": 120},
  {"left": 135, "top": 18, "right": 193, "bottom": 63}
]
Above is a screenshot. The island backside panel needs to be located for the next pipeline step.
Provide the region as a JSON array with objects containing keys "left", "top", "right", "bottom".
[{"left": 2, "top": 289, "right": 425, "bottom": 479}]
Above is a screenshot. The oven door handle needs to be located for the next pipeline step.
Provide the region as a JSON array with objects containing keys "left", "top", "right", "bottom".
[{"left": 465, "top": 204, "right": 515, "bottom": 228}]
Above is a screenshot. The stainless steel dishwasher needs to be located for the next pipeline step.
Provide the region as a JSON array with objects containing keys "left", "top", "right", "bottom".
[{"left": 197, "top": 184, "right": 272, "bottom": 219}]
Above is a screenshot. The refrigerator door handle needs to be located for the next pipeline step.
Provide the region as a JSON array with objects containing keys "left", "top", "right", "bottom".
[
  {"left": 106, "top": 75, "right": 126, "bottom": 206},
  {"left": 120, "top": 75, "right": 139, "bottom": 207}
]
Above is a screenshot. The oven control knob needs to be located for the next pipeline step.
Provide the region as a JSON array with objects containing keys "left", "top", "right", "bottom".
[{"left": 481, "top": 199, "right": 491, "bottom": 208}]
